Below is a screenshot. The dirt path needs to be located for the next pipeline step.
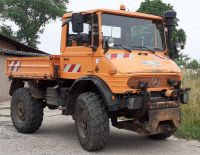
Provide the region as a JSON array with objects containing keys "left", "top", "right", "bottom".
[{"left": 0, "top": 102, "right": 200, "bottom": 155}]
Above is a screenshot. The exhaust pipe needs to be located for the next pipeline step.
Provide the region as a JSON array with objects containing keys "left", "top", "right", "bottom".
[{"left": 163, "top": 10, "right": 177, "bottom": 59}]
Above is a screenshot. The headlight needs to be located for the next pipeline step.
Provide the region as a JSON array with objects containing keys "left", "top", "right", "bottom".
[
  {"left": 107, "top": 37, "right": 115, "bottom": 47},
  {"left": 104, "top": 37, "right": 115, "bottom": 48}
]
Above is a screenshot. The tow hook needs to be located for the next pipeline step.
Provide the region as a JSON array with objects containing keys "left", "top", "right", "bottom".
[
  {"left": 180, "top": 88, "right": 190, "bottom": 104},
  {"left": 138, "top": 82, "right": 150, "bottom": 118}
]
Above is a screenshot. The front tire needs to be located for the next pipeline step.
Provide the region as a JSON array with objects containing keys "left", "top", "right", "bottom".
[
  {"left": 75, "top": 92, "right": 109, "bottom": 151},
  {"left": 11, "top": 88, "right": 44, "bottom": 133},
  {"left": 148, "top": 130, "right": 176, "bottom": 140}
]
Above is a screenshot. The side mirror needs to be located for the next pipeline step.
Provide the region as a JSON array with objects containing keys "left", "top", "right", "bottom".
[{"left": 72, "top": 13, "right": 84, "bottom": 33}]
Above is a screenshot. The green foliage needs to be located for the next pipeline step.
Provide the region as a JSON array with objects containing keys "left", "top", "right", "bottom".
[
  {"left": 187, "top": 59, "right": 200, "bottom": 69},
  {"left": 175, "top": 29, "right": 186, "bottom": 45},
  {"left": 0, "top": 0, "right": 68, "bottom": 48},
  {"left": 176, "top": 57, "right": 200, "bottom": 70},
  {"left": 174, "top": 71, "right": 200, "bottom": 140},
  {"left": 0, "top": 24, "right": 17, "bottom": 39},
  {"left": 137, "top": 0, "right": 173, "bottom": 16},
  {"left": 175, "top": 53, "right": 190, "bottom": 67},
  {"left": 175, "top": 125, "right": 200, "bottom": 140},
  {"left": 137, "top": 0, "right": 187, "bottom": 60}
]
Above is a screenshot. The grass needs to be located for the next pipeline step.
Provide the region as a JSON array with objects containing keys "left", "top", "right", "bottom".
[{"left": 174, "top": 70, "right": 200, "bottom": 140}]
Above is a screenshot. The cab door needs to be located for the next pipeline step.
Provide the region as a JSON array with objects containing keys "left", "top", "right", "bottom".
[{"left": 60, "top": 16, "right": 93, "bottom": 80}]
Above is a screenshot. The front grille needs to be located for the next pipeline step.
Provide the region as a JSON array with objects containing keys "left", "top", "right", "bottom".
[{"left": 127, "top": 75, "right": 180, "bottom": 89}]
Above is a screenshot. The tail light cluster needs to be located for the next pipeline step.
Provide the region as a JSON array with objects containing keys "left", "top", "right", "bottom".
[{"left": 127, "top": 76, "right": 180, "bottom": 89}]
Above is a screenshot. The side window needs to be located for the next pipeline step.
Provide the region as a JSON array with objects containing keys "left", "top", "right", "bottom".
[{"left": 67, "top": 20, "right": 91, "bottom": 46}]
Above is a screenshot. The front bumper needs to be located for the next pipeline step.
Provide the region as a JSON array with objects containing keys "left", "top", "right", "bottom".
[
  {"left": 147, "top": 107, "right": 180, "bottom": 134},
  {"left": 112, "top": 107, "right": 181, "bottom": 135}
]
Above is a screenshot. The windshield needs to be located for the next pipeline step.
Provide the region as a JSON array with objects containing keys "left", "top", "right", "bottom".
[{"left": 101, "top": 14, "right": 166, "bottom": 51}]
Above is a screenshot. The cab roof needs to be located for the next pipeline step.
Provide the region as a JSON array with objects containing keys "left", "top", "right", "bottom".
[{"left": 63, "top": 9, "right": 163, "bottom": 21}]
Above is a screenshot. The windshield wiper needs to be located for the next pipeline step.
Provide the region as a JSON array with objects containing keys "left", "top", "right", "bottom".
[
  {"left": 153, "top": 47, "right": 164, "bottom": 51},
  {"left": 130, "top": 45, "right": 155, "bottom": 54},
  {"left": 113, "top": 45, "right": 132, "bottom": 53}
]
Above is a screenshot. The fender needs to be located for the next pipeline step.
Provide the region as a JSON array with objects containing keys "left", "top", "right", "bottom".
[
  {"left": 9, "top": 79, "right": 24, "bottom": 96},
  {"left": 66, "top": 76, "right": 119, "bottom": 114},
  {"left": 69, "top": 76, "right": 113, "bottom": 106}
]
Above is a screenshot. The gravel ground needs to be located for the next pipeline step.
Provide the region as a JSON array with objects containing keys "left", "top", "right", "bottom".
[{"left": 0, "top": 102, "right": 200, "bottom": 155}]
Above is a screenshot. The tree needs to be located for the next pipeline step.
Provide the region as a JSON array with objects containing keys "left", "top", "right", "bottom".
[
  {"left": 0, "top": 0, "right": 68, "bottom": 48},
  {"left": 0, "top": 25, "right": 17, "bottom": 39},
  {"left": 187, "top": 59, "right": 200, "bottom": 69},
  {"left": 175, "top": 53, "right": 190, "bottom": 68},
  {"left": 137, "top": 0, "right": 187, "bottom": 60},
  {"left": 137, "top": 0, "right": 173, "bottom": 16}
]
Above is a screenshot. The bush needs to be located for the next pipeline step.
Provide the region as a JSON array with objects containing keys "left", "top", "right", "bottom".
[{"left": 175, "top": 70, "right": 200, "bottom": 139}]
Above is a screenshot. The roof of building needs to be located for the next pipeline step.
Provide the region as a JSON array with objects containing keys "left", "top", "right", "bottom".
[
  {"left": 0, "top": 34, "right": 48, "bottom": 56},
  {"left": 0, "top": 48, "right": 49, "bottom": 57}
]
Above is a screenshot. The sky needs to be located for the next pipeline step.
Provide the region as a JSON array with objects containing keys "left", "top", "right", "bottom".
[{"left": 38, "top": 0, "right": 200, "bottom": 60}]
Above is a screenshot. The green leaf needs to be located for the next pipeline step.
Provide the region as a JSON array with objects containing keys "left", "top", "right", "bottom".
[{"left": 0, "top": 0, "right": 68, "bottom": 48}]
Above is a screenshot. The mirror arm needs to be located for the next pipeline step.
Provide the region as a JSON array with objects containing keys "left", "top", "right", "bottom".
[
  {"left": 61, "top": 18, "right": 71, "bottom": 27},
  {"left": 92, "top": 47, "right": 97, "bottom": 52}
]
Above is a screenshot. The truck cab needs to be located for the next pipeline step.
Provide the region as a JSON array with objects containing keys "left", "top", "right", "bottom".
[{"left": 60, "top": 9, "right": 181, "bottom": 92}]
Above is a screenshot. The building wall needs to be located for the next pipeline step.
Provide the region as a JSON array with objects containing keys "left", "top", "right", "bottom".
[
  {"left": 0, "top": 36, "right": 43, "bottom": 102},
  {"left": 0, "top": 36, "right": 41, "bottom": 102},
  {"left": 0, "top": 54, "right": 11, "bottom": 102},
  {"left": 0, "top": 39, "right": 16, "bottom": 102}
]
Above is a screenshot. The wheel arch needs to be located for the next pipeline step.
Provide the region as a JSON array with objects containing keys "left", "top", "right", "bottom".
[
  {"left": 66, "top": 76, "right": 114, "bottom": 115},
  {"left": 9, "top": 78, "right": 25, "bottom": 96}
]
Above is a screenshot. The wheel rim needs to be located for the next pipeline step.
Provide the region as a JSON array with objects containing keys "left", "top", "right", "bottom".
[
  {"left": 15, "top": 101, "right": 26, "bottom": 122},
  {"left": 77, "top": 109, "right": 88, "bottom": 139}
]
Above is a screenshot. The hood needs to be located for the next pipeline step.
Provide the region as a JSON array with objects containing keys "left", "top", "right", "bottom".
[{"left": 105, "top": 51, "right": 181, "bottom": 74}]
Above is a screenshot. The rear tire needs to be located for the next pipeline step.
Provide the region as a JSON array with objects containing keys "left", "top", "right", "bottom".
[
  {"left": 75, "top": 92, "right": 109, "bottom": 151},
  {"left": 11, "top": 88, "right": 44, "bottom": 133}
]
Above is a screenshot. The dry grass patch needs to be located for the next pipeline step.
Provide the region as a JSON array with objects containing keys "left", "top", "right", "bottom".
[{"left": 175, "top": 70, "right": 200, "bottom": 139}]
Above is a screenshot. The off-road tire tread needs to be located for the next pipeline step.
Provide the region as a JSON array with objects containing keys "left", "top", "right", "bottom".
[
  {"left": 148, "top": 130, "right": 175, "bottom": 140},
  {"left": 75, "top": 92, "right": 109, "bottom": 151},
  {"left": 11, "top": 88, "right": 43, "bottom": 133}
]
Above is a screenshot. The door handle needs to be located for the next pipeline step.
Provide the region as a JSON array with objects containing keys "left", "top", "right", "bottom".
[{"left": 138, "top": 53, "right": 148, "bottom": 56}]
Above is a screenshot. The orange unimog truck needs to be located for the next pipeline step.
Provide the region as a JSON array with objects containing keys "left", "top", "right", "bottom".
[{"left": 6, "top": 6, "right": 189, "bottom": 151}]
